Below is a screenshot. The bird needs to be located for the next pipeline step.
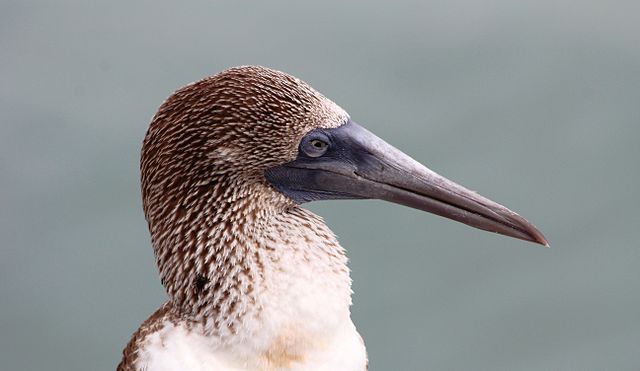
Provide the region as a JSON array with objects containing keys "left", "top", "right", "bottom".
[{"left": 117, "top": 65, "right": 547, "bottom": 371}]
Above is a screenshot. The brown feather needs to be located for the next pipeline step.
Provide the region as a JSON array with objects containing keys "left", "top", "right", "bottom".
[{"left": 119, "top": 66, "right": 351, "bottom": 369}]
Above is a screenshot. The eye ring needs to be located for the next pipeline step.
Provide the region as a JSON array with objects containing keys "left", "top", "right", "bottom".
[{"left": 301, "top": 134, "right": 330, "bottom": 158}]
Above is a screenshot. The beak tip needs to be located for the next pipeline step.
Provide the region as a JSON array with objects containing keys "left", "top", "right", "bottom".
[{"left": 529, "top": 228, "right": 549, "bottom": 247}]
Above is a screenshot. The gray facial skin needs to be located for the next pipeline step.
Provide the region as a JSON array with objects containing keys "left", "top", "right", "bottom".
[{"left": 265, "top": 120, "right": 547, "bottom": 246}]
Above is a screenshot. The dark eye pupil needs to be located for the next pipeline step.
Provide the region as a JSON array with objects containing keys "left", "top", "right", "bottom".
[{"left": 312, "top": 140, "right": 325, "bottom": 148}]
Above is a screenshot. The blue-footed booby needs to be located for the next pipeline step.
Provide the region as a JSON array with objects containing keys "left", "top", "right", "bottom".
[{"left": 118, "top": 66, "right": 547, "bottom": 371}]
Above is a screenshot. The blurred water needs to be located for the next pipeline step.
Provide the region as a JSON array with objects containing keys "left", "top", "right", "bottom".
[{"left": 2, "top": 1, "right": 639, "bottom": 370}]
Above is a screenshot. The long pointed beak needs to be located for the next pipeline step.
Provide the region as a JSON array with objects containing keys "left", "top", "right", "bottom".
[{"left": 265, "top": 120, "right": 548, "bottom": 246}]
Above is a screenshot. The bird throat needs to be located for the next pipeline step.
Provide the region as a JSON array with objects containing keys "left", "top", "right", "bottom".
[{"left": 149, "top": 179, "right": 352, "bottom": 341}]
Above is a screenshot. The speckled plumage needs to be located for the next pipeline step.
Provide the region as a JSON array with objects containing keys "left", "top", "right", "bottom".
[{"left": 118, "top": 66, "right": 367, "bottom": 370}]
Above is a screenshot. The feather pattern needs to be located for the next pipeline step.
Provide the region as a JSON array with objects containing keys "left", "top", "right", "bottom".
[{"left": 118, "top": 66, "right": 367, "bottom": 370}]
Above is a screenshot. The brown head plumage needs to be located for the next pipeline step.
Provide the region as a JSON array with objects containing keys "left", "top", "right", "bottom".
[{"left": 140, "top": 66, "right": 348, "bottom": 321}]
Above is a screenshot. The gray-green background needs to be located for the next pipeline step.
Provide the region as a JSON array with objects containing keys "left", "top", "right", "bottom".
[{"left": 2, "top": 1, "right": 639, "bottom": 370}]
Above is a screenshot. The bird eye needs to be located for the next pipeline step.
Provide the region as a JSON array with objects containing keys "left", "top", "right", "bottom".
[
  {"left": 311, "top": 139, "right": 327, "bottom": 150},
  {"left": 301, "top": 135, "right": 330, "bottom": 157}
]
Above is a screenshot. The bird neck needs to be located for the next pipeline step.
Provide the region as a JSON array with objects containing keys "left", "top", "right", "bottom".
[{"left": 151, "top": 180, "right": 353, "bottom": 342}]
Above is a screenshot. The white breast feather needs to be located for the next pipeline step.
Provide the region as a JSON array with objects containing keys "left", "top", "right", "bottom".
[{"left": 135, "top": 210, "right": 367, "bottom": 371}]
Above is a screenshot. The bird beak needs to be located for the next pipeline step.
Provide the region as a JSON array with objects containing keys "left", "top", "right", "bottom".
[{"left": 265, "top": 120, "right": 548, "bottom": 246}]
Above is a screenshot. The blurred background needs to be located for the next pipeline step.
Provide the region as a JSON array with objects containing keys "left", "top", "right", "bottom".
[{"left": 2, "top": 0, "right": 639, "bottom": 370}]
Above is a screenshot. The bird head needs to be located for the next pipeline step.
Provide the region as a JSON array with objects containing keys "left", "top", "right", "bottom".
[
  {"left": 141, "top": 66, "right": 547, "bottom": 276},
  {"left": 141, "top": 65, "right": 546, "bottom": 282}
]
